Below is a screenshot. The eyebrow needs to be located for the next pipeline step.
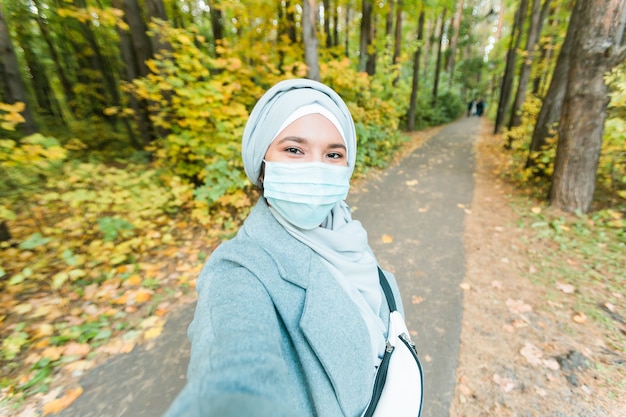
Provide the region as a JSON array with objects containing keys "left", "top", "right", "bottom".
[{"left": 275, "top": 136, "right": 347, "bottom": 150}]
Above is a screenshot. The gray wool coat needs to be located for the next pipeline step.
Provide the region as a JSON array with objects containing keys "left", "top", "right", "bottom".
[{"left": 164, "top": 198, "right": 404, "bottom": 417}]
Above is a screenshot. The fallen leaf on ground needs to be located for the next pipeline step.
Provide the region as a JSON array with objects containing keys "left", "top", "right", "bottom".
[
  {"left": 512, "top": 319, "right": 529, "bottom": 328},
  {"left": 506, "top": 298, "right": 533, "bottom": 314},
  {"left": 63, "top": 342, "right": 90, "bottom": 358},
  {"left": 42, "top": 386, "right": 83, "bottom": 415},
  {"left": 556, "top": 282, "right": 575, "bottom": 294},
  {"left": 405, "top": 179, "right": 419, "bottom": 186},
  {"left": 531, "top": 206, "right": 542, "bottom": 214},
  {"left": 493, "top": 374, "right": 515, "bottom": 392},
  {"left": 542, "top": 358, "right": 560, "bottom": 371},
  {"left": 381, "top": 234, "right": 393, "bottom": 244},
  {"left": 572, "top": 312, "right": 587, "bottom": 323},
  {"left": 603, "top": 302, "right": 616, "bottom": 313},
  {"left": 411, "top": 295, "right": 424, "bottom": 304},
  {"left": 460, "top": 283, "right": 471, "bottom": 290},
  {"left": 520, "top": 342, "right": 543, "bottom": 366}
]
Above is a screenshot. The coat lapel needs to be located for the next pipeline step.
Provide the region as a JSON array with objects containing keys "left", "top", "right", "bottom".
[
  {"left": 298, "top": 260, "right": 373, "bottom": 415},
  {"left": 245, "top": 200, "right": 373, "bottom": 415}
]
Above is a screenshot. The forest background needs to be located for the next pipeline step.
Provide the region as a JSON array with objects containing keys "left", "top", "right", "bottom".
[{"left": 0, "top": 0, "right": 624, "bottom": 414}]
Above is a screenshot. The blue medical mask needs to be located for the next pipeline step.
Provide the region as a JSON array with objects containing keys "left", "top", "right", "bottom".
[{"left": 263, "top": 160, "right": 351, "bottom": 229}]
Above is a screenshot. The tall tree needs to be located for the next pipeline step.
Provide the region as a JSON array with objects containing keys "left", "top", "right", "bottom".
[
  {"left": 549, "top": 0, "right": 626, "bottom": 212},
  {"left": 207, "top": 0, "right": 224, "bottom": 51},
  {"left": 508, "top": 0, "right": 551, "bottom": 130},
  {"left": 431, "top": 8, "right": 446, "bottom": 106},
  {"left": 303, "top": 0, "right": 320, "bottom": 81},
  {"left": 358, "top": 0, "right": 373, "bottom": 73},
  {"left": 0, "top": 7, "right": 36, "bottom": 134},
  {"left": 407, "top": 9, "right": 425, "bottom": 131},
  {"left": 392, "top": 0, "right": 403, "bottom": 69},
  {"left": 531, "top": 2, "right": 561, "bottom": 96},
  {"left": 494, "top": 0, "right": 529, "bottom": 134},
  {"left": 31, "top": 0, "right": 76, "bottom": 113},
  {"left": 527, "top": 1, "right": 577, "bottom": 168},
  {"left": 323, "top": 0, "right": 332, "bottom": 47},
  {"left": 344, "top": 1, "right": 351, "bottom": 57},
  {"left": 446, "top": 0, "right": 464, "bottom": 87}
]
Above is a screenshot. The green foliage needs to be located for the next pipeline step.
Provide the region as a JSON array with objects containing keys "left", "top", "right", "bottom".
[
  {"left": 516, "top": 203, "right": 625, "bottom": 354},
  {"left": 321, "top": 59, "right": 405, "bottom": 174},
  {"left": 97, "top": 217, "right": 135, "bottom": 242},
  {"left": 602, "top": 65, "right": 626, "bottom": 198},
  {"left": 129, "top": 23, "right": 275, "bottom": 203},
  {"left": 501, "top": 96, "right": 554, "bottom": 195},
  {"left": 3, "top": 324, "right": 29, "bottom": 360}
]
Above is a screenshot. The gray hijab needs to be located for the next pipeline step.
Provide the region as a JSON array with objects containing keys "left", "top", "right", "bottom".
[{"left": 241, "top": 78, "right": 357, "bottom": 186}]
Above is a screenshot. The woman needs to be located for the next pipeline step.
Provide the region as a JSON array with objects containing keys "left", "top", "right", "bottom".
[{"left": 164, "top": 79, "right": 419, "bottom": 417}]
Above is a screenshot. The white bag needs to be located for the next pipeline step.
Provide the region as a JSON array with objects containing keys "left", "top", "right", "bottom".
[{"left": 363, "top": 269, "right": 424, "bottom": 417}]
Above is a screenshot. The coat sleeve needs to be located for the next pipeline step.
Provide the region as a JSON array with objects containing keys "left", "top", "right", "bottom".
[{"left": 163, "top": 257, "right": 299, "bottom": 417}]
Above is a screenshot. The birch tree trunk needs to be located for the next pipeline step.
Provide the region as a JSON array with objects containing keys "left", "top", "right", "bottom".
[{"left": 302, "top": 0, "right": 320, "bottom": 81}]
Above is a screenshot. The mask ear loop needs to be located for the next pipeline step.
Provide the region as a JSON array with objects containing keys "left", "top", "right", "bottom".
[{"left": 258, "top": 161, "right": 266, "bottom": 190}]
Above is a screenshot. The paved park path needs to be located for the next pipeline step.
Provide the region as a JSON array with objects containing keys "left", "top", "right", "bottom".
[{"left": 58, "top": 116, "right": 481, "bottom": 417}]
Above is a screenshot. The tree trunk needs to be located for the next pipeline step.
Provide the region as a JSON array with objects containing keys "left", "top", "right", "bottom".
[
  {"left": 508, "top": 0, "right": 551, "bottom": 130},
  {"left": 358, "top": 0, "right": 372, "bottom": 72},
  {"left": 32, "top": 0, "right": 76, "bottom": 114},
  {"left": 385, "top": 0, "right": 394, "bottom": 48},
  {"left": 122, "top": 0, "right": 153, "bottom": 77},
  {"left": 494, "top": 0, "right": 528, "bottom": 134},
  {"left": 549, "top": 0, "right": 626, "bottom": 213},
  {"left": 145, "top": 0, "right": 170, "bottom": 52},
  {"left": 344, "top": 3, "right": 350, "bottom": 57},
  {"left": 0, "top": 8, "right": 37, "bottom": 134},
  {"left": 392, "top": 0, "right": 403, "bottom": 67},
  {"left": 531, "top": 2, "right": 560, "bottom": 96},
  {"left": 206, "top": 0, "right": 224, "bottom": 51},
  {"left": 407, "top": 10, "right": 425, "bottom": 132},
  {"left": 446, "top": 0, "right": 464, "bottom": 87},
  {"left": 286, "top": 1, "right": 297, "bottom": 44},
  {"left": 112, "top": 0, "right": 151, "bottom": 147},
  {"left": 302, "top": 0, "right": 320, "bottom": 81},
  {"left": 13, "top": 21, "right": 57, "bottom": 118},
  {"left": 332, "top": 2, "right": 339, "bottom": 47},
  {"left": 324, "top": 0, "right": 332, "bottom": 48},
  {"left": 527, "top": 1, "right": 578, "bottom": 168},
  {"left": 431, "top": 9, "right": 446, "bottom": 107}
]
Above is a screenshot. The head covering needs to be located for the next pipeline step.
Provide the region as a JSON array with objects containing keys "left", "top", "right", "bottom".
[
  {"left": 273, "top": 103, "right": 347, "bottom": 146},
  {"left": 242, "top": 79, "right": 357, "bottom": 186}
]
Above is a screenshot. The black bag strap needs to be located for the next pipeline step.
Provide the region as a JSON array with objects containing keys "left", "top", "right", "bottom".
[{"left": 377, "top": 267, "right": 397, "bottom": 313}]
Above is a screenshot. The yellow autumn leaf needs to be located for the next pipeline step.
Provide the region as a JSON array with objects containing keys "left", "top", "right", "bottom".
[
  {"left": 51, "top": 272, "right": 70, "bottom": 289},
  {"left": 42, "top": 386, "right": 83, "bottom": 415},
  {"left": 381, "top": 234, "right": 394, "bottom": 244},
  {"left": 134, "top": 290, "right": 153, "bottom": 303}
]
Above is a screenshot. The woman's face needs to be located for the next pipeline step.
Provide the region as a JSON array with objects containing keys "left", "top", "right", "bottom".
[{"left": 264, "top": 114, "right": 347, "bottom": 166}]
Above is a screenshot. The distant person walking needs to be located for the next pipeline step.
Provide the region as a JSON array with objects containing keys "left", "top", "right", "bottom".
[
  {"left": 475, "top": 98, "right": 485, "bottom": 117},
  {"left": 467, "top": 99, "right": 476, "bottom": 117}
]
